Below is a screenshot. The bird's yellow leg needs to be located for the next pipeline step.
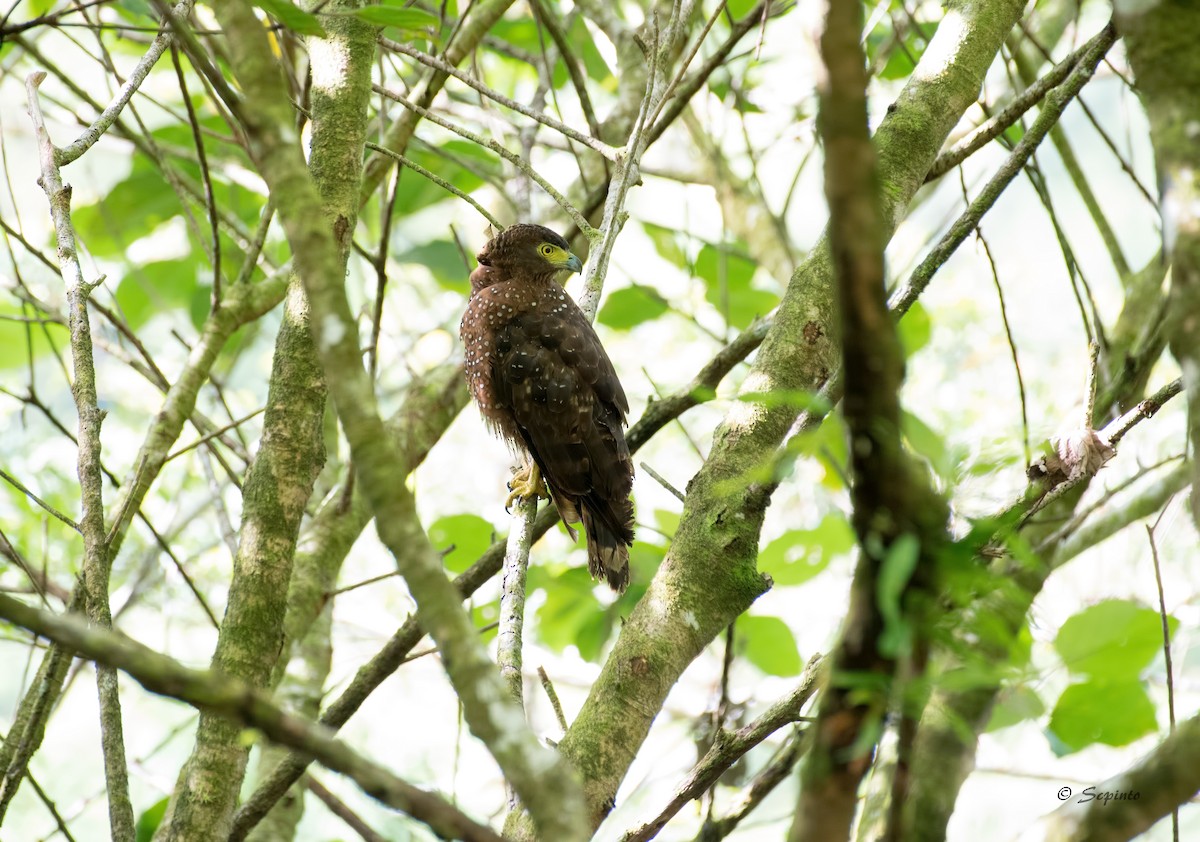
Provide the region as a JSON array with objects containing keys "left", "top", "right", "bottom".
[{"left": 505, "top": 460, "right": 548, "bottom": 511}]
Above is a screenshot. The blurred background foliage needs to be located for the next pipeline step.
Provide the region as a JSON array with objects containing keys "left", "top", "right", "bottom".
[{"left": 0, "top": 0, "right": 1195, "bottom": 839}]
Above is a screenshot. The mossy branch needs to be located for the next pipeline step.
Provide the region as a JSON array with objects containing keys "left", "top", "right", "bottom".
[
  {"left": 0, "top": 594, "right": 506, "bottom": 842},
  {"left": 210, "top": 2, "right": 589, "bottom": 838},
  {"left": 233, "top": 317, "right": 770, "bottom": 838},
  {"left": 545, "top": 0, "right": 1028, "bottom": 829},
  {"left": 26, "top": 70, "right": 135, "bottom": 842}
]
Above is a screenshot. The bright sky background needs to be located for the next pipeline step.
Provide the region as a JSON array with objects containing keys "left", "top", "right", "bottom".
[{"left": 0, "top": 0, "right": 1196, "bottom": 839}]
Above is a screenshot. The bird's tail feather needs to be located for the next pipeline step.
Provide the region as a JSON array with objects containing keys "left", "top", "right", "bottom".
[{"left": 582, "top": 505, "right": 631, "bottom": 593}]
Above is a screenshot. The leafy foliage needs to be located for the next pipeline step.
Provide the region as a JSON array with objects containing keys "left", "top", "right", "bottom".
[
  {"left": 736, "top": 614, "right": 802, "bottom": 676},
  {"left": 1048, "top": 679, "right": 1158, "bottom": 754},
  {"left": 428, "top": 514, "right": 496, "bottom": 574},
  {"left": 1054, "top": 599, "right": 1177, "bottom": 681}
]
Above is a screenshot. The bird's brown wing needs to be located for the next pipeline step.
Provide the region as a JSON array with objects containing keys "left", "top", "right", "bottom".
[{"left": 491, "top": 302, "right": 634, "bottom": 552}]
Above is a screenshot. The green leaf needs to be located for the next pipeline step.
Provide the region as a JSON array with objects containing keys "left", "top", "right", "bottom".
[
  {"left": 254, "top": 0, "right": 326, "bottom": 36},
  {"left": 902, "top": 410, "right": 957, "bottom": 480},
  {"left": 758, "top": 513, "right": 853, "bottom": 587},
  {"left": 573, "top": 16, "right": 612, "bottom": 82},
  {"left": 428, "top": 514, "right": 495, "bottom": 574},
  {"left": 787, "top": 410, "right": 849, "bottom": 490},
  {"left": 489, "top": 18, "right": 541, "bottom": 52},
  {"left": 726, "top": 0, "right": 758, "bottom": 20},
  {"left": 695, "top": 243, "right": 776, "bottom": 329},
  {"left": 597, "top": 284, "right": 669, "bottom": 330},
  {"left": 575, "top": 610, "right": 614, "bottom": 662},
  {"left": 642, "top": 221, "right": 688, "bottom": 267},
  {"left": 351, "top": 5, "right": 439, "bottom": 30},
  {"left": 74, "top": 162, "right": 182, "bottom": 259},
  {"left": 876, "top": 534, "right": 919, "bottom": 658},
  {"left": 1001, "top": 121, "right": 1025, "bottom": 147},
  {"left": 878, "top": 20, "right": 940, "bottom": 81},
  {"left": 136, "top": 797, "right": 170, "bottom": 842},
  {"left": 1054, "top": 600, "right": 1177, "bottom": 681},
  {"left": 736, "top": 615, "right": 801, "bottom": 676},
  {"left": 0, "top": 303, "right": 69, "bottom": 371},
  {"left": 397, "top": 240, "right": 471, "bottom": 291},
  {"left": 986, "top": 685, "right": 1045, "bottom": 732},
  {"left": 392, "top": 140, "right": 496, "bottom": 216},
  {"left": 114, "top": 258, "right": 202, "bottom": 331},
  {"left": 535, "top": 567, "right": 603, "bottom": 654},
  {"left": 1047, "top": 680, "right": 1157, "bottom": 754},
  {"left": 551, "top": 16, "right": 612, "bottom": 86},
  {"left": 898, "top": 300, "right": 931, "bottom": 356},
  {"left": 653, "top": 508, "right": 680, "bottom": 538},
  {"left": 696, "top": 242, "right": 753, "bottom": 287},
  {"left": 115, "top": 0, "right": 154, "bottom": 22},
  {"left": 471, "top": 600, "right": 500, "bottom": 641},
  {"left": 190, "top": 282, "right": 213, "bottom": 331}
]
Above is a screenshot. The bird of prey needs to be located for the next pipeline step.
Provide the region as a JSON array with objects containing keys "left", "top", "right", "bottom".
[{"left": 460, "top": 224, "right": 635, "bottom": 592}]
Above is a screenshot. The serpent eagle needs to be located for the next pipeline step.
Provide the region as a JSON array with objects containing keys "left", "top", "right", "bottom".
[{"left": 460, "top": 224, "right": 635, "bottom": 592}]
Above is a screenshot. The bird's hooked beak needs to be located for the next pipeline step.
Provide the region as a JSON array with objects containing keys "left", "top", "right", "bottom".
[{"left": 564, "top": 252, "right": 583, "bottom": 274}]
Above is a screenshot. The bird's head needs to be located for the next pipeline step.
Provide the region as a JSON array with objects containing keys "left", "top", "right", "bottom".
[{"left": 473, "top": 224, "right": 582, "bottom": 286}]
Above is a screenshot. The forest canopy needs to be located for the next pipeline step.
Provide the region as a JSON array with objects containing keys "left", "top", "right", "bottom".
[{"left": 0, "top": 0, "right": 1197, "bottom": 840}]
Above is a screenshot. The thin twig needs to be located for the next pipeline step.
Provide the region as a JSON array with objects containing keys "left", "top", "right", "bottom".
[
  {"left": 889, "top": 23, "right": 1117, "bottom": 317},
  {"left": 169, "top": 44, "right": 222, "bottom": 308},
  {"left": 973, "top": 221, "right": 1030, "bottom": 466},
  {"left": 1016, "top": 20, "right": 1157, "bottom": 209},
  {"left": 647, "top": 0, "right": 771, "bottom": 146},
  {"left": 646, "top": 0, "right": 727, "bottom": 134},
  {"left": 621, "top": 653, "right": 824, "bottom": 842},
  {"left": 0, "top": 594, "right": 508, "bottom": 842},
  {"left": 55, "top": 0, "right": 196, "bottom": 165},
  {"left": 702, "top": 727, "right": 809, "bottom": 840},
  {"left": 1017, "top": 377, "right": 1183, "bottom": 524},
  {"left": 528, "top": 0, "right": 603, "bottom": 139},
  {"left": 26, "top": 70, "right": 135, "bottom": 842},
  {"left": 165, "top": 407, "right": 266, "bottom": 462},
  {"left": 365, "top": 140, "right": 502, "bottom": 230},
  {"left": 372, "top": 84, "right": 593, "bottom": 234},
  {"left": 576, "top": 17, "right": 662, "bottom": 317},
  {"left": 1145, "top": 520, "right": 1179, "bottom": 842},
  {"left": 305, "top": 774, "right": 390, "bottom": 842},
  {"left": 1036, "top": 453, "right": 1184, "bottom": 555},
  {"left": 640, "top": 462, "right": 685, "bottom": 502},
  {"left": 498, "top": 493, "right": 535, "bottom": 712},
  {"left": 0, "top": 468, "right": 80, "bottom": 532},
  {"left": 926, "top": 37, "right": 1091, "bottom": 181},
  {"left": 537, "top": 666, "right": 569, "bottom": 734}
]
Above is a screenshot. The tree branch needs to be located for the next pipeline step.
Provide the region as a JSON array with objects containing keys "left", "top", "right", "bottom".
[
  {"left": 890, "top": 22, "right": 1118, "bottom": 316},
  {"left": 1119, "top": 0, "right": 1200, "bottom": 534},
  {"left": 378, "top": 34, "right": 616, "bottom": 159},
  {"left": 210, "top": 2, "right": 589, "bottom": 838},
  {"left": 232, "top": 316, "right": 770, "bottom": 838},
  {"left": 791, "top": 2, "right": 948, "bottom": 838},
  {"left": 55, "top": 0, "right": 195, "bottom": 166},
  {"left": 1019, "top": 712, "right": 1200, "bottom": 842},
  {"left": 623, "top": 653, "right": 823, "bottom": 842},
  {"left": 925, "top": 34, "right": 1091, "bottom": 182},
  {"left": 549, "top": 0, "right": 1027, "bottom": 828},
  {"left": 0, "top": 594, "right": 506, "bottom": 842},
  {"left": 26, "top": 70, "right": 135, "bottom": 842}
]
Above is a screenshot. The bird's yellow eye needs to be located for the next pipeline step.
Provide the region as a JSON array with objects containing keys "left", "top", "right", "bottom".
[{"left": 539, "top": 244, "right": 555, "bottom": 256}]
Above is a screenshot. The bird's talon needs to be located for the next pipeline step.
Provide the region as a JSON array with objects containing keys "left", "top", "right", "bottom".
[{"left": 505, "top": 462, "right": 547, "bottom": 510}]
